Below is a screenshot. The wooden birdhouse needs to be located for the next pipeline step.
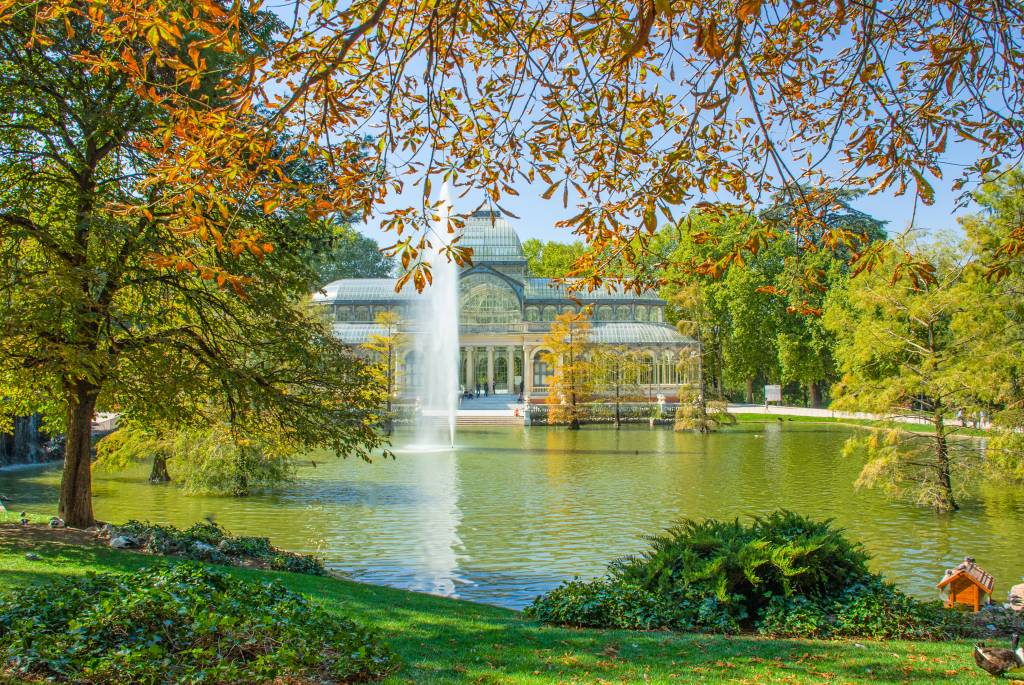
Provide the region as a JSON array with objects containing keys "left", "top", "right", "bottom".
[{"left": 937, "top": 557, "right": 994, "bottom": 612}]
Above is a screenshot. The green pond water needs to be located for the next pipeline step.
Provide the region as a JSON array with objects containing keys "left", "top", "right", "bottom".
[{"left": 3, "top": 423, "right": 1023, "bottom": 609}]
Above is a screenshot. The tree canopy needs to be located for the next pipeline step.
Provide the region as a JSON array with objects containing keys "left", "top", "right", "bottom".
[
  {"left": 2, "top": 0, "right": 1020, "bottom": 293},
  {"left": 0, "top": 2, "right": 386, "bottom": 526}
]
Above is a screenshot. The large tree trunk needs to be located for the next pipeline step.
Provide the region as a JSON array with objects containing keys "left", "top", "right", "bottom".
[
  {"left": 745, "top": 377, "right": 754, "bottom": 404},
  {"left": 59, "top": 383, "right": 98, "bottom": 528},
  {"left": 809, "top": 382, "right": 822, "bottom": 408},
  {"left": 149, "top": 453, "right": 171, "bottom": 483},
  {"left": 934, "top": 414, "right": 958, "bottom": 512}
]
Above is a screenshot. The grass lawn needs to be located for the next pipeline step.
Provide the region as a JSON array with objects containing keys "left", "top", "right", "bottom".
[
  {"left": 732, "top": 413, "right": 993, "bottom": 438},
  {"left": 0, "top": 523, "right": 1012, "bottom": 685}
]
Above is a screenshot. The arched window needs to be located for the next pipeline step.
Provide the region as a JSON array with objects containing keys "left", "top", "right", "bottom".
[
  {"left": 660, "top": 351, "right": 673, "bottom": 385},
  {"left": 651, "top": 307, "right": 663, "bottom": 323},
  {"left": 533, "top": 350, "right": 554, "bottom": 387},
  {"left": 616, "top": 305, "right": 631, "bottom": 321},
  {"left": 525, "top": 306, "right": 539, "bottom": 322},
  {"left": 597, "top": 305, "right": 613, "bottom": 321},
  {"left": 640, "top": 352, "right": 655, "bottom": 385},
  {"left": 635, "top": 305, "right": 648, "bottom": 322},
  {"left": 561, "top": 305, "right": 575, "bottom": 316},
  {"left": 335, "top": 305, "right": 352, "bottom": 322},
  {"left": 542, "top": 305, "right": 557, "bottom": 321},
  {"left": 460, "top": 273, "right": 522, "bottom": 325},
  {"left": 355, "top": 305, "right": 370, "bottom": 322}
]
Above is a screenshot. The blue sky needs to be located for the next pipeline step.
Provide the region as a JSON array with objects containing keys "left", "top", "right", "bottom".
[{"left": 353, "top": 168, "right": 977, "bottom": 246}]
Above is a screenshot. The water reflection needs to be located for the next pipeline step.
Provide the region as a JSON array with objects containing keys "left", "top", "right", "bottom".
[{"left": 2, "top": 424, "right": 1022, "bottom": 609}]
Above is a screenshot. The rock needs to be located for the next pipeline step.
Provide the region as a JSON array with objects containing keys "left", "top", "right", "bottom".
[
  {"left": 24, "top": 552, "right": 41, "bottom": 561},
  {"left": 48, "top": 516, "right": 64, "bottom": 528},
  {"left": 109, "top": 535, "right": 137, "bottom": 549},
  {"left": 190, "top": 541, "right": 217, "bottom": 559},
  {"left": 1009, "top": 583, "right": 1024, "bottom": 611}
]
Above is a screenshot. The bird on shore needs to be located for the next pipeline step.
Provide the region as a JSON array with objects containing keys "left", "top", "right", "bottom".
[{"left": 975, "top": 633, "right": 1023, "bottom": 676}]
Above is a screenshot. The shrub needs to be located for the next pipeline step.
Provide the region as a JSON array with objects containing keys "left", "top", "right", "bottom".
[
  {"left": 530, "top": 511, "right": 975, "bottom": 640},
  {"left": 0, "top": 564, "right": 395, "bottom": 683},
  {"left": 110, "top": 520, "right": 327, "bottom": 575},
  {"left": 524, "top": 578, "right": 690, "bottom": 631},
  {"left": 611, "top": 511, "right": 871, "bottom": 620}
]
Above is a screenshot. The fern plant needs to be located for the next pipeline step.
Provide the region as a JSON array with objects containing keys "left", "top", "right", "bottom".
[{"left": 610, "top": 511, "right": 871, "bottom": 620}]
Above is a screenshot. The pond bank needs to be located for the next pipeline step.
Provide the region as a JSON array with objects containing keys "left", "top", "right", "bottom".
[{"left": 0, "top": 526, "right": 1002, "bottom": 685}]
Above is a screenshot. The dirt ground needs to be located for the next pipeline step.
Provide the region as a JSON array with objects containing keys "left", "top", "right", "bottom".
[{"left": 0, "top": 522, "right": 109, "bottom": 549}]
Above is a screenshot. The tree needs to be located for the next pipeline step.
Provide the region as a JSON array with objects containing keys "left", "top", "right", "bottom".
[
  {"left": 522, "top": 239, "right": 587, "bottom": 278},
  {"left": 7, "top": 0, "right": 1018, "bottom": 296},
  {"left": 0, "top": 7, "right": 385, "bottom": 527},
  {"left": 673, "top": 385, "right": 736, "bottom": 433},
  {"left": 95, "top": 422, "right": 298, "bottom": 496},
  {"left": 362, "top": 310, "right": 404, "bottom": 435},
  {"left": 952, "top": 171, "right": 1024, "bottom": 482},
  {"left": 659, "top": 211, "right": 784, "bottom": 402},
  {"left": 764, "top": 187, "right": 887, "bottom": 406},
  {"left": 590, "top": 346, "right": 643, "bottom": 429},
  {"left": 542, "top": 310, "right": 594, "bottom": 430},
  {"left": 824, "top": 241, "right": 977, "bottom": 512},
  {"left": 308, "top": 222, "right": 394, "bottom": 288}
]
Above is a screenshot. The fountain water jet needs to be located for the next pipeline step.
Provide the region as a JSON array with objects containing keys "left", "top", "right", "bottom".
[{"left": 411, "top": 183, "right": 459, "bottom": 449}]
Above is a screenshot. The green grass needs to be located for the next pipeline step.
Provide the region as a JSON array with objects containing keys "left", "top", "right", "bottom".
[
  {"left": 0, "top": 527, "right": 1001, "bottom": 684},
  {"left": 732, "top": 413, "right": 993, "bottom": 438}
]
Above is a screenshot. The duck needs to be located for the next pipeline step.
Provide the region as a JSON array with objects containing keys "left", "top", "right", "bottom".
[{"left": 975, "top": 633, "right": 1023, "bottom": 676}]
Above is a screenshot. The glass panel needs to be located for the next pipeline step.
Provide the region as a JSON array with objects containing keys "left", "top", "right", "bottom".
[
  {"left": 616, "top": 305, "right": 631, "bottom": 321},
  {"left": 635, "top": 305, "right": 648, "bottom": 322},
  {"left": 542, "top": 305, "right": 557, "bottom": 321},
  {"left": 525, "top": 307, "right": 539, "bottom": 322},
  {"left": 597, "top": 305, "right": 613, "bottom": 321},
  {"left": 651, "top": 307, "right": 663, "bottom": 323},
  {"left": 532, "top": 351, "right": 553, "bottom": 387},
  {"left": 404, "top": 351, "right": 419, "bottom": 388},
  {"left": 355, "top": 306, "right": 370, "bottom": 322},
  {"left": 460, "top": 273, "right": 522, "bottom": 325}
]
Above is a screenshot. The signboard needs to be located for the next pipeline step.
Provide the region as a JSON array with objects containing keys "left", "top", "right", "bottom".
[{"left": 764, "top": 384, "right": 782, "bottom": 404}]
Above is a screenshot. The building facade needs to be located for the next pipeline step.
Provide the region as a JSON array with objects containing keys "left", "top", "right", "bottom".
[{"left": 313, "top": 211, "right": 697, "bottom": 400}]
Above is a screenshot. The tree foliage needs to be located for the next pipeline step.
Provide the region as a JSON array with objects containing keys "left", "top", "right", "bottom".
[
  {"left": 825, "top": 240, "right": 977, "bottom": 511},
  {"left": 542, "top": 309, "right": 594, "bottom": 430},
  {"left": 0, "top": 6, "right": 386, "bottom": 526},
  {"left": 2, "top": 0, "right": 1019, "bottom": 294},
  {"left": 522, "top": 239, "right": 587, "bottom": 278},
  {"left": 307, "top": 221, "right": 394, "bottom": 288},
  {"left": 362, "top": 310, "right": 405, "bottom": 435}
]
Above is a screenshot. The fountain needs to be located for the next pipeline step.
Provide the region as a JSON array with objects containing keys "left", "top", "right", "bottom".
[{"left": 411, "top": 183, "right": 459, "bottom": 449}]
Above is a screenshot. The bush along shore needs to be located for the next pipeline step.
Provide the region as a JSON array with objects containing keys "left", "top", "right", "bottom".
[
  {"left": 526, "top": 511, "right": 1022, "bottom": 640},
  {"left": 98, "top": 520, "right": 327, "bottom": 575}
]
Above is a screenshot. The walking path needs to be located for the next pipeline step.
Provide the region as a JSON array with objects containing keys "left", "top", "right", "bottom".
[{"left": 729, "top": 404, "right": 991, "bottom": 430}]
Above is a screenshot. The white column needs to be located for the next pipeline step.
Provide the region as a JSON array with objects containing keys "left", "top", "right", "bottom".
[
  {"left": 506, "top": 346, "right": 515, "bottom": 393},
  {"left": 523, "top": 346, "right": 532, "bottom": 393},
  {"left": 487, "top": 347, "right": 495, "bottom": 393},
  {"left": 465, "top": 347, "right": 474, "bottom": 389}
]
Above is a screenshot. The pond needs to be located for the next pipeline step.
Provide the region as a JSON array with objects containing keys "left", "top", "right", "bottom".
[{"left": 3, "top": 422, "right": 1023, "bottom": 609}]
